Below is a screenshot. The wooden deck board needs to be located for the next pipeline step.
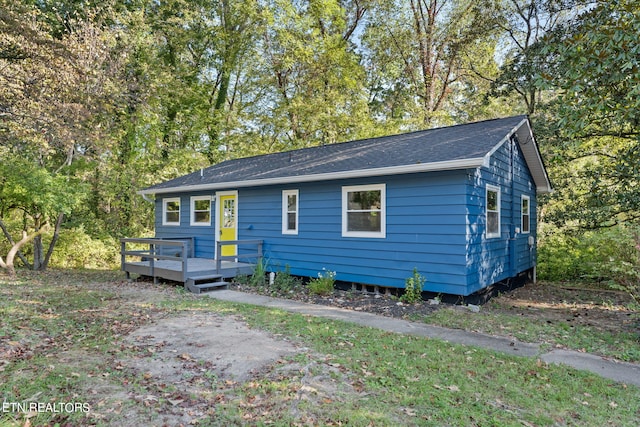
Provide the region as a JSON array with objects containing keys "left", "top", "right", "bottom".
[{"left": 124, "top": 258, "right": 255, "bottom": 283}]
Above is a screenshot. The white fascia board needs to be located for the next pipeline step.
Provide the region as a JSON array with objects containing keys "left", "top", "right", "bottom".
[
  {"left": 483, "top": 117, "right": 529, "bottom": 164},
  {"left": 138, "top": 157, "right": 485, "bottom": 196},
  {"left": 482, "top": 117, "right": 553, "bottom": 194}
]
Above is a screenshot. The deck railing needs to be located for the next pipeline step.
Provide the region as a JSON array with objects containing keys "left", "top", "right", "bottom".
[
  {"left": 120, "top": 237, "right": 263, "bottom": 284},
  {"left": 120, "top": 237, "right": 192, "bottom": 283},
  {"left": 216, "top": 239, "right": 264, "bottom": 272}
]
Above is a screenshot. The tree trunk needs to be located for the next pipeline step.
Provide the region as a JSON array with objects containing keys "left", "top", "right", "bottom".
[
  {"left": 33, "top": 234, "right": 44, "bottom": 271},
  {"left": 0, "top": 219, "right": 31, "bottom": 268},
  {"left": 41, "top": 213, "right": 64, "bottom": 271},
  {"left": 0, "top": 225, "right": 48, "bottom": 278}
]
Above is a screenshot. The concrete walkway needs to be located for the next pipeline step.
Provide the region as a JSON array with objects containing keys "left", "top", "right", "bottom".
[{"left": 205, "top": 290, "right": 640, "bottom": 388}]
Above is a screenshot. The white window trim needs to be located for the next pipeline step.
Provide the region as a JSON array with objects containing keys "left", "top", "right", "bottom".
[
  {"left": 162, "top": 197, "right": 181, "bottom": 226},
  {"left": 282, "top": 189, "right": 299, "bottom": 235},
  {"left": 190, "top": 195, "right": 212, "bottom": 226},
  {"left": 342, "top": 184, "right": 386, "bottom": 238},
  {"left": 521, "top": 195, "right": 531, "bottom": 234},
  {"left": 486, "top": 185, "right": 501, "bottom": 238}
]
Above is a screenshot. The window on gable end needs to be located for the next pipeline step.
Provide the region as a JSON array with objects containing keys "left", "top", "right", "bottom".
[
  {"left": 521, "top": 195, "right": 530, "bottom": 234},
  {"left": 486, "top": 185, "right": 500, "bottom": 238}
]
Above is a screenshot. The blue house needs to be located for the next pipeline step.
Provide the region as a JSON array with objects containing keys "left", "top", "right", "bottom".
[{"left": 134, "top": 115, "right": 551, "bottom": 296}]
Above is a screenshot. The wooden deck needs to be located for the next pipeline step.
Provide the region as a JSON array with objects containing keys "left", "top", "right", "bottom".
[
  {"left": 120, "top": 238, "right": 262, "bottom": 293},
  {"left": 123, "top": 258, "right": 255, "bottom": 282}
]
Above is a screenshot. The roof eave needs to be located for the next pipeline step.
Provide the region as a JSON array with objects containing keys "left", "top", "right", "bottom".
[
  {"left": 138, "top": 157, "right": 486, "bottom": 196},
  {"left": 483, "top": 116, "right": 553, "bottom": 194}
]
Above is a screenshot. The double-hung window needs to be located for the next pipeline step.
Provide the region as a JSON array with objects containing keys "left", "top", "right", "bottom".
[
  {"left": 521, "top": 195, "right": 531, "bottom": 234},
  {"left": 191, "top": 196, "right": 211, "bottom": 226},
  {"left": 163, "top": 198, "right": 181, "bottom": 226},
  {"left": 282, "top": 190, "right": 299, "bottom": 234},
  {"left": 342, "top": 184, "right": 386, "bottom": 238},
  {"left": 486, "top": 185, "right": 500, "bottom": 238}
]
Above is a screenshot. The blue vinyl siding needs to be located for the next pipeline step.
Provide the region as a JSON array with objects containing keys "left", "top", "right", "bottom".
[
  {"left": 155, "top": 193, "right": 217, "bottom": 258},
  {"left": 465, "top": 137, "right": 537, "bottom": 294},
  {"left": 152, "top": 140, "right": 538, "bottom": 295},
  {"left": 237, "top": 172, "right": 470, "bottom": 294}
]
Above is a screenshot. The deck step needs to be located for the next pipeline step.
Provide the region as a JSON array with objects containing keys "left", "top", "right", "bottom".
[{"left": 185, "top": 274, "right": 228, "bottom": 294}]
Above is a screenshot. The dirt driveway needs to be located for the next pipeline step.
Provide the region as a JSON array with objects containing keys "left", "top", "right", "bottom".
[{"left": 74, "top": 283, "right": 356, "bottom": 426}]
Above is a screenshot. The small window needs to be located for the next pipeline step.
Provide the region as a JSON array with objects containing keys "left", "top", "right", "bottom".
[
  {"left": 222, "top": 198, "right": 236, "bottom": 228},
  {"left": 163, "top": 198, "right": 180, "bottom": 226},
  {"left": 191, "top": 196, "right": 211, "bottom": 226},
  {"left": 282, "top": 190, "right": 299, "bottom": 235},
  {"left": 342, "top": 184, "right": 386, "bottom": 238},
  {"left": 521, "top": 195, "right": 531, "bottom": 234},
  {"left": 486, "top": 185, "right": 500, "bottom": 238}
]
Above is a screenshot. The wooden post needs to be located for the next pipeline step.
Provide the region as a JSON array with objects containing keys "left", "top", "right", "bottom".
[
  {"left": 150, "top": 242, "right": 157, "bottom": 284},
  {"left": 121, "top": 240, "right": 131, "bottom": 281},
  {"left": 181, "top": 241, "right": 188, "bottom": 283},
  {"left": 216, "top": 241, "right": 222, "bottom": 273}
]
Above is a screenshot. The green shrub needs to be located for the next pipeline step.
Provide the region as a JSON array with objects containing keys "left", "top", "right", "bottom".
[
  {"left": 308, "top": 269, "right": 335, "bottom": 295},
  {"left": 401, "top": 268, "right": 425, "bottom": 303},
  {"left": 272, "top": 265, "right": 301, "bottom": 291},
  {"left": 248, "top": 258, "right": 268, "bottom": 287},
  {"left": 538, "top": 225, "right": 640, "bottom": 309},
  {"left": 538, "top": 225, "right": 639, "bottom": 282},
  {"left": 49, "top": 227, "right": 120, "bottom": 269}
]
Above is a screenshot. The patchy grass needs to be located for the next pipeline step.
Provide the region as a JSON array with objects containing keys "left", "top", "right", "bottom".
[
  {"left": 230, "top": 306, "right": 640, "bottom": 426},
  {"left": 415, "top": 282, "right": 640, "bottom": 363},
  {"left": 1, "top": 270, "right": 639, "bottom": 426}
]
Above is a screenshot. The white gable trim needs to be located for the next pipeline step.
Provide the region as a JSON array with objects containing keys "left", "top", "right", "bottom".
[{"left": 482, "top": 117, "right": 552, "bottom": 194}]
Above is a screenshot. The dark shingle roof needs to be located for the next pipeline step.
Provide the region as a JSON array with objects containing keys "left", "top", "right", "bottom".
[{"left": 141, "top": 115, "right": 551, "bottom": 194}]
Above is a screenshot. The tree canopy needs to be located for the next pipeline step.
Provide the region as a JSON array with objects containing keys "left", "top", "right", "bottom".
[{"left": 1, "top": 0, "right": 638, "bottom": 276}]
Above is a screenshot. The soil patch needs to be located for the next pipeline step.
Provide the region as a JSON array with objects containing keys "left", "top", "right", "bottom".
[
  {"left": 126, "top": 312, "right": 298, "bottom": 383},
  {"left": 492, "top": 282, "right": 637, "bottom": 334}
]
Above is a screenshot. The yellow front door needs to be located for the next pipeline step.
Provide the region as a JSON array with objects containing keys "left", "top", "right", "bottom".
[{"left": 219, "top": 194, "right": 237, "bottom": 257}]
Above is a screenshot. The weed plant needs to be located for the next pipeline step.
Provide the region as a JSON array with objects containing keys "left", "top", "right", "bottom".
[
  {"left": 400, "top": 268, "right": 425, "bottom": 303},
  {"left": 308, "top": 268, "right": 335, "bottom": 295},
  {"left": 248, "top": 257, "right": 268, "bottom": 287},
  {"left": 272, "top": 265, "right": 301, "bottom": 292}
]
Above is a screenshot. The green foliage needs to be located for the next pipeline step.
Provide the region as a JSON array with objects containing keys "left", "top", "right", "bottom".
[
  {"left": 48, "top": 227, "right": 120, "bottom": 270},
  {"left": 400, "top": 267, "right": 425, "bottom": 303},
  {"left": 308, "top": 268, "right": 336, "bottom": 295},
  {"left": 538, "top": 225, "right": 640, "bottom": 307},
  {"left": 363, "top": 0, "right": 504, "bottom": 126},
  {"left": 533, "top": 0, "right": 640, "bottom": 229},
  {"left": 537, "top": 0, "right": 640, "bottom": 141},
  {"left": 272, "top": 265, "right": 301, "bottom": 292},
  {"left": 248, "top": 257, "right": 268, "bottom": 287},
  {"left": 260, "top": 0, "right": 376, "bottom": 147},
  {"left": 3, "top": 0, "right": 639, "bottom": 289}
]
